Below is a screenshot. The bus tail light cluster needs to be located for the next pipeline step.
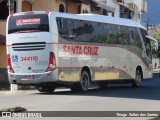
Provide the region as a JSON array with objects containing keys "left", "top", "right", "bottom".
[
  {"left": 7, "top": 54, "right": 14, "bottom": 73},
  {"left": 46, "top": 52, "right": 56, "bottom": 72}
]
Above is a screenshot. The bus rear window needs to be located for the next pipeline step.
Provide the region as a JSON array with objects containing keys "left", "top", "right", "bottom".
[{"left": 8, "top": 14, "right": 49, "bottom": 34}]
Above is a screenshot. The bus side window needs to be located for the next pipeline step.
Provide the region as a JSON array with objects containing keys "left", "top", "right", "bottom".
[
  {"left": 73, "top": 20, "right": 87, "bottom": 42},
  {"left": 90, "top": 22, "right": 102, "bottom": 43},
  {"left": 119, "top": 25, "right": 129, "bottom": 45},
  {"left": 56, "top": 17, "right": 68, "bottom": 39},
  {"left": 129, "top": 30, "right": 134, "bottom": 43},
  {"left": 129, "top": 27, "right": 142, "bottom": 49},
  {"left": 60, "top": 18, "right": 63, "bottom": 29},
  {"left": 146, "top": 38, "right": 152, "bottom": 59},
  {"left": 67, "top": 19, "right": 76, "bottom": 41},
  {"left": 103, "top": 23, "right": 112, "bottom": 44},
  {"left": 111, "top": 24, "right": 119, "bottom": 44}
]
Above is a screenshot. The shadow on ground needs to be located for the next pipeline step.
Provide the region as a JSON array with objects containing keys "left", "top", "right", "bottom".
[{"left": 34, "top": 74, "right": 160, "bottom": 101}]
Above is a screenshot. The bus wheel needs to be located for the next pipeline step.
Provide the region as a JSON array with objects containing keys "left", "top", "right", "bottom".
[
  {"left": 80, "top": 71, "right": 90, "bottom": 91},
  {"left": 71, "top": 71, "right": 90, "bottom": 92},
  {"left": 132, "top": 70, "right": 142, "bottom": 88},
  {"left": 36, "top": 86, "right": 55, "bottom": 93}
]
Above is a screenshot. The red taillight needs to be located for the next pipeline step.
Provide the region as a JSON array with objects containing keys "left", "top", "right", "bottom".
[
  {"left": 46, "top": 52, "right": 56, "bottom": 72},
  {"left": 7, "top": 54, "right": 14, "bottom": 73}
]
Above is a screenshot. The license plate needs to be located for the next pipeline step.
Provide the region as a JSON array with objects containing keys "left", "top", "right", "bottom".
[{"left": 25, "top": 75, "right": 34, "bottom": 80}]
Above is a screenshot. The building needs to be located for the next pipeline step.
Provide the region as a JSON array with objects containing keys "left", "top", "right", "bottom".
[
  {"left": 121, "top": 0, "right": 147, "bottom": 22},
  {"left": 93, "top": 0, "right": 147, "bottom": 22},
  {"left": 97, "top": 0, "right": 120, "bottom": 17}
]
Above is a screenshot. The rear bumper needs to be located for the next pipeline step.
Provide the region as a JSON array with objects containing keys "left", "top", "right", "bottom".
[{"left": 8, "top": 70, "right": 58, "bottom": 84}]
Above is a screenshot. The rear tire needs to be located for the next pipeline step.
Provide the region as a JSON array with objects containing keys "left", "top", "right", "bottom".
[
  {"left": 36, "top": 86, "right": 55, "bottom": 93},
  {"left": 71, "top": 71, "right": 90, "bottom": 92},
  {"left": 132, "top": 69, "right": 142, "bottom": 88}
]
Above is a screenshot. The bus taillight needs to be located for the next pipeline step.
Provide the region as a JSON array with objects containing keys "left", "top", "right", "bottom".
[
  {"left": 46, "top": 52, "right": 56, "bottom": 72},
  {"left": 7, "top": 54, "right": 14, "bottom": 73}
]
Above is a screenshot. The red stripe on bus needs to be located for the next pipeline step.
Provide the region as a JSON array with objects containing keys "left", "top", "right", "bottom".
[{"left": 6, "top": 42, "right": 152, "bottom": 72}]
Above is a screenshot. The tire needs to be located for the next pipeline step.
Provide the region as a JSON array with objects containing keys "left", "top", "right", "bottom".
[
  {"left": 36, "top": 86, "right": 55, "bottom": 93},
  {"left": 71, "top": 71, "right": 90, "bottom": 92},
  {"left": 132, "top": 69, "right": 142, "bottom": 88}
]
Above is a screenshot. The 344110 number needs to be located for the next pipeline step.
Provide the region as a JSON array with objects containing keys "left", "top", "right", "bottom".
[{"left": 20, "top": 56, "right": 38, "bottom": 62}]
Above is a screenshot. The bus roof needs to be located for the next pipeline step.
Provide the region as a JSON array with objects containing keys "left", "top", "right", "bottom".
[
  {"left": 51, "top": 12, "right": 146, "bottom": 30},
  {"left": 12, "top": 11, "right": 146, "bottom": 30}
]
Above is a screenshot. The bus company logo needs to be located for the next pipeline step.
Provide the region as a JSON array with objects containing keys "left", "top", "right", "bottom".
[
  {"left": 16, "top": 18, "right": 41, "bottom": 26},
  {"left": 12, "top": 55, "right": 18, "bottom": 62},
  {"left": 63, "top": 45, "right": 98, "bottom": 56}
]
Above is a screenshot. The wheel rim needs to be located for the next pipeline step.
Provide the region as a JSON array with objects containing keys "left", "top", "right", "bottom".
[
  {"left": 136, "top": 71, "right": 141, "bottom": 86},
  {"left": 81, "top": 73, "right": 89, "bottom": 90}
]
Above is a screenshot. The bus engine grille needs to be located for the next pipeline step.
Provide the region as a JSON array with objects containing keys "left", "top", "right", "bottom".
[{"left": 12, "top": 42, "right": 46, "bottom": 51}]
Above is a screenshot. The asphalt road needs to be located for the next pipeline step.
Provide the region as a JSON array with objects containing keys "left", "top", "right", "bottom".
[{"left": 0, "top": 74, "right": 160, "bottom": 120}]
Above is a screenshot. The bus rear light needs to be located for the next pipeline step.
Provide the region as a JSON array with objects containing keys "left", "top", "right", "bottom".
[
  {"left": 7, "top": 54, "right": 14, "bottom": 73},
  {"left": 46, "top": 52, "right": 56, "bottom": 72}
]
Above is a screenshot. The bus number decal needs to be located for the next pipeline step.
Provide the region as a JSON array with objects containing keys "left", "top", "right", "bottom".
[
  {"left": 20, "top": 56, "right": 38, "bottom": 62},
  {"left": 63, "top": 45, "right": 98, "bottom": 56}
]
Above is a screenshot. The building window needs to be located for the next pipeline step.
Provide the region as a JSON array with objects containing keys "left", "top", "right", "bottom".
[
  {"left": 0, "top": 0, "right": 16, "bottom": 20},
  {"left": 0, "top": 1, "right": 9, "bottom": 20},
  {"left": 22, "top": 1, "right": 32, "bottom": 12},
  {"left": 59, "top": 4, "right": 65, "bottom": 13},
  {"left": 120, "top": 5, "right": 132, "bottom": 19}
]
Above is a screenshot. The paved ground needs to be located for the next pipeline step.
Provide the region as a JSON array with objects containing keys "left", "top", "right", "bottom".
[{"left": 0, "top": 74, "right": 160, "bottom": 120}]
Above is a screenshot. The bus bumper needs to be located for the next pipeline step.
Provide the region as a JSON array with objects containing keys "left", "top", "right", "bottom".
[{"left": 8, "top": 70, "right": 58, "bottom": 85}]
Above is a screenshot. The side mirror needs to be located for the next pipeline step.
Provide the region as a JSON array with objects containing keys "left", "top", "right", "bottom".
[{"left": 146, "top": 35, "right": 159, "bottom": 50}]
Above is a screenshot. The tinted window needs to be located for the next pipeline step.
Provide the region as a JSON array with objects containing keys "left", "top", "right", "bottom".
[
  {"left": 140, "top": 28, "right": 151, "bottom": 59},
  {"left": 56, "top": 17, "right": 68, "bottom": 39},
  {"left": 119, "top": 26, "right": 129, "bottom": 45},
  {"left": 103, "top": 24, "right": 119, "bottom": 44},
  {"left": 74, "top": 20, "right": 93, "bottom": 42},
  {"left": 8, "top": 14, "right": 49, "bottom": 34},
  {"left": 129, "top": 27, "right": 142, "bottom": 49},
  {"left": 56, "top": 17, "right": 143, "bottom": 47}
]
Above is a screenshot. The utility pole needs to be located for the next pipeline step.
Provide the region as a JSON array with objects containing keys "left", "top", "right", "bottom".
[
  {"left": 147, "top": 18, "right": 149, "bottom": 31},
  {"left": 8, "top": 0, "right": 14, "bottom": 15}
]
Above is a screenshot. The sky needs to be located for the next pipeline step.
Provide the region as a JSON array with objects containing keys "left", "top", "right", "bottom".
[{"left": 142, "top": 0, "right": 160, "bottom": 25}]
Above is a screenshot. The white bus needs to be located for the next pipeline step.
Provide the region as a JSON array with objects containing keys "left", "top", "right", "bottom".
[{"left": 6, "top": 11, "right": 157, "bottom": 93}]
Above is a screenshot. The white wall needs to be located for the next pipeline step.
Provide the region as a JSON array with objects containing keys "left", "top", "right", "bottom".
[
  {"left": 124, "top": 0, "right": 147, "bottom": 22},
  {"left": 107, "top": 0, "right": 120, "bottom": 17},
  {"left": 81, "top": 3, "right": 91, "bottom": 13}
]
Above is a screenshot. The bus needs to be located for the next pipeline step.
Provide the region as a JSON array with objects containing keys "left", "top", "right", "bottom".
[{"left": 6, "top": 11, "right": 158, "bottom": 93}]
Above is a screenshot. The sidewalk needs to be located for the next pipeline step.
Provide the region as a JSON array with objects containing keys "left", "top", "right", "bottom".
[{"left": 0, "top": 90, "right": 36, "bottom": 95}]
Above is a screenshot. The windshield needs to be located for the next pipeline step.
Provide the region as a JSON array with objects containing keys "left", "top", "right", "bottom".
[
  {"left": 8, "top": 14, "right": 49, "bottom": 34},
  {"left": 140, "top": 28, "right": 152, "bottom": 60}
]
